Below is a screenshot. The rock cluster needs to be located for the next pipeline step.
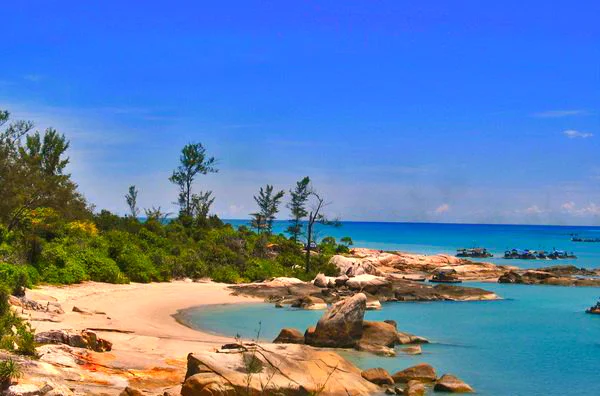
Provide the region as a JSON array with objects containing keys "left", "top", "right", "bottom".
[
  {"left": 34, "top": 329, "right": 112, "bottom": 352},
  {"left": 359, "top": 364, "right": 473, "bottom": 394},
  {"left": 181, "top": 343, "right": 379, "bottom": 395},
  {"left": 498, "top": 268, "right": 600, "bottom": 287},
  {"left": 274, "top": 293, "right": 428, "bottom": 356}
]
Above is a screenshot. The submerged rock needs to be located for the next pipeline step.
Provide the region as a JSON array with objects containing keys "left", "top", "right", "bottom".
[
  {"left": 434, "top": 374, "right": 474, "bottom": 393},
  {"left": 361, "top": 367, "right": 394, "bottom": 385}
]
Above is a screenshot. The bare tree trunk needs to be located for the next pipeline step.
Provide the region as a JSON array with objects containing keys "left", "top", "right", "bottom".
[{"left": 305, "top": 212, "right": 313, "bottom": 273}]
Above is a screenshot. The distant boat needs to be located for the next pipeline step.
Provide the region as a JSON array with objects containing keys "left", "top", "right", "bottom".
[
  {"left": 503, "top": 248, "right": 576, "bottom": 260},
  {"left": 571, "top": 236, "right": 600, "bottom": 243},
  {"left": 456, "top": 248, "right": 493, "bottom": 258},
  {"left": 585, "top": 300, "right": 600, "bottom": 314}
]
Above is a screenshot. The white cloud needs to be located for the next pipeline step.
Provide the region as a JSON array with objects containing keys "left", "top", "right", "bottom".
[
  {"left": 524, "top": 205, "right": 544, "bottom": 215},
  {"left": 434, "top": 203, "right": 450, "bottom": 214},
  {"left": 533, "top": 110, "right": 587, "bottom": 118},
  {"left": 561, "top": 201, "right": 576, "bottom": 211},
  {"left": 561, "top": 202, "right": 600, "bottom": 216},
  {"left": 563, "top": 130, "right": 593, "bottom": 139}
]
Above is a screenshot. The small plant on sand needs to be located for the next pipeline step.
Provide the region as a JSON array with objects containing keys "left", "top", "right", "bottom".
[{"left": 0, "top": 357, "right": 22, "bottom": 390}]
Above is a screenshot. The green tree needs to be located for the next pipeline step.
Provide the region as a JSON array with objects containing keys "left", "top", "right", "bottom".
[
  {"left": 250, "top": 185, "right": 285, "bottom": 235},
  {"left": 286, "top": 176, "right": 310, "bottom": 243},
  {"left": 169, "top": 143, "right": 217, "bottom": 217},
  {"left": 0, "top": 111, "right": 88, "bottom": 231},
  {"left": 125, "top": 185, "right": 139, "bottom": 218},
  {"left": 340, "top": 236, "right": 353, "bottom": 246}
]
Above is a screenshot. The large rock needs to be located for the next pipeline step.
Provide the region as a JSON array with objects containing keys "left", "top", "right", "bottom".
[
  {"left": 404, "top": 380, "right": 425, "bottom": 396},
  {"left": 346, "top": 275, "right": 391, "bottom": 294},
  {"left": 359, "top": 321, "right": 399, "bottom": 347},
  {"left": 119, "top": 387, "right": 145, "bottom": 396},
  {"left": 361, "top": 368, "right": 394, "bottom": 386},
  {"left": 434, "top": 374, "right": 474, "bottom": 393},
  {"left": 330, "top": 255, "right": 382, "bottom": 276},
  {"left": 291, "top": 295, "right": 327, "bottom": 310},
  {"left": 34, "top": 329, "right": 112, "bottom": 352},
  {"left": 392, "top": 363, "right": 437, "bottom": 383},
  {"left": 182, "top": 344, "right": 379, "bottom": 396},
  {"left": 273, "top": 328, "right": 305, "bottom": 344},
  {"left": 498, "top": 271, "right": 522, "bottom": 284},
  {"left": 305, "top": 293, "right": 367, "bottom": 348},
  {"left": 313, "top": 273, "right": 328, "bottom": 288}
]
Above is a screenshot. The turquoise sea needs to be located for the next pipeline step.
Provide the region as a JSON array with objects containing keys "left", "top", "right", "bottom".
[
  {"left": 227, "top": 220, "right": 600, "bottom": 269},
  {"left": 183, "top": 221, "right": 600, "bottom": 395}
]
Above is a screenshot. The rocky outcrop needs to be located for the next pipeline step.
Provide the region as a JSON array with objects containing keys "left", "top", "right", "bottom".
[
  {"left": 34, "top": 329, "right": 112, "bottom": 352},
  {"left": 392, "top": 363, "right": 437, "bottom": 383},
  {"left": 498, "top": 268, "right": 600, "bottom": 287},
  {"left": 305, "top": 293, "right": 367, "bottom": 347},
  {"left": 301, "top": 293, "right": 428, "bottom": 356},
  {"left": 333, "top": 248, "right": 514, "bottom": 281},
  {"left": 8, "top": 296, "right": 63, "bottom": 314},
  {"left": 361, "top": 368, "right": 394, "bottom": 386},
  {"left": 182, "top": 344, "right": 379, "bottom": 395},
  {"left": 434, "top": 374, "right": 474, "bottom": 393},
  {"left": 273, "top": 328, "right": 305, "bottom": 344},
  {"left": 330, "top": 255, "right": 383, "bottom": 276}
]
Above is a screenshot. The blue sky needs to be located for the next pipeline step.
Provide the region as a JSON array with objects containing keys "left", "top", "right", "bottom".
[{"left": 1, "top": 1, "right": 599, "bottom": 224}]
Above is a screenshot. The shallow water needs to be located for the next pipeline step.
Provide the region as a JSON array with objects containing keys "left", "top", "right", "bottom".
[
  {"left": 181, "top": 282, "right": 600, "bottom": 395},
  {"left": 226, "top": 220, "right": 600, "bottom": 269}
]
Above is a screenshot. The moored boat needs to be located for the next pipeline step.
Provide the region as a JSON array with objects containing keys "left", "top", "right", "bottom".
[{"left": 456, "top": 247, "right": 493, "bottom": 258}]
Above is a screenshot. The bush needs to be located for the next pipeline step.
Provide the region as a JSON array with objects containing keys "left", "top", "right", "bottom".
[
  {"left": 0, "top": 285, "right": 36, "bottom": 357},
  {"left": 244, "top": 259, "right": 285, "bottom": 282},
  {"left": 0, "top": 357, "right": 21, "bottom": 389},
  {"left": 210, "top": 265, "right": 244, "bottom": 284},
  {"left": 116, "top": 249, "right": 157, "bottom": 283},
  {"left": 0, "top": 263, "right": 33, "bottom": 295},
  {"left": 80, "top": 250, "right": 127, "bottom": 284}
]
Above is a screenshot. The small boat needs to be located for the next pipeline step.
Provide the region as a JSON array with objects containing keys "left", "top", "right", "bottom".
[
  {"left": 456, "top": 248, "right": 493, "bottom": 258},
  {"left": 547, "top": 249, "right": 577, "bottom": 260},
  {"left": 572, "top": 237, "right": 600, "bottom": 243},
  {"left": 503, "top": 249, "right": 537, "bottom": 260},
  {"left": 586, "top": 300, "right": 600, "bottom": 314}
]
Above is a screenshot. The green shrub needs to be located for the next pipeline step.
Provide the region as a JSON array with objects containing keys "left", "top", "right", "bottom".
[
  {"left": 0, "top": 357, "right": 21, "bottom": 389},
  {"left": 210, "top": 265, "right": 243, "bottom": 283},
  {"left": 116, "top": 249, "right": 157, "bottom": 283},
  {"left": 0, "top": 263, "right": 32, "bottom": 295},
  {"left": 80, "top": 250, "right": 127, "bottom": 284},
  {"left": 244, "top": 259, "right": 285, "bottom": 282}
]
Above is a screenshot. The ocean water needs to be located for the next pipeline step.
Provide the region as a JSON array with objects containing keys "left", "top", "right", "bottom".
[
  {"left": 183, "top": 221, "right": 600, "bottom": 395},
  {"left": 181, "top": 283, "right": 600, "bottom": 395},
  {"left": 226, "top": 220, "right": 600, "bottom": 269}
]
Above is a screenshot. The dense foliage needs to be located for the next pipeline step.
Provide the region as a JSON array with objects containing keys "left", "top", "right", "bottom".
[{"left": 0, "top": 109, "right": 350, "bottom": 344}]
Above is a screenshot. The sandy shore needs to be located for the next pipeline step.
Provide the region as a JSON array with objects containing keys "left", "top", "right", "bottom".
[{"left": 22, "top": 280, "right": 263, "bottom": 394}]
